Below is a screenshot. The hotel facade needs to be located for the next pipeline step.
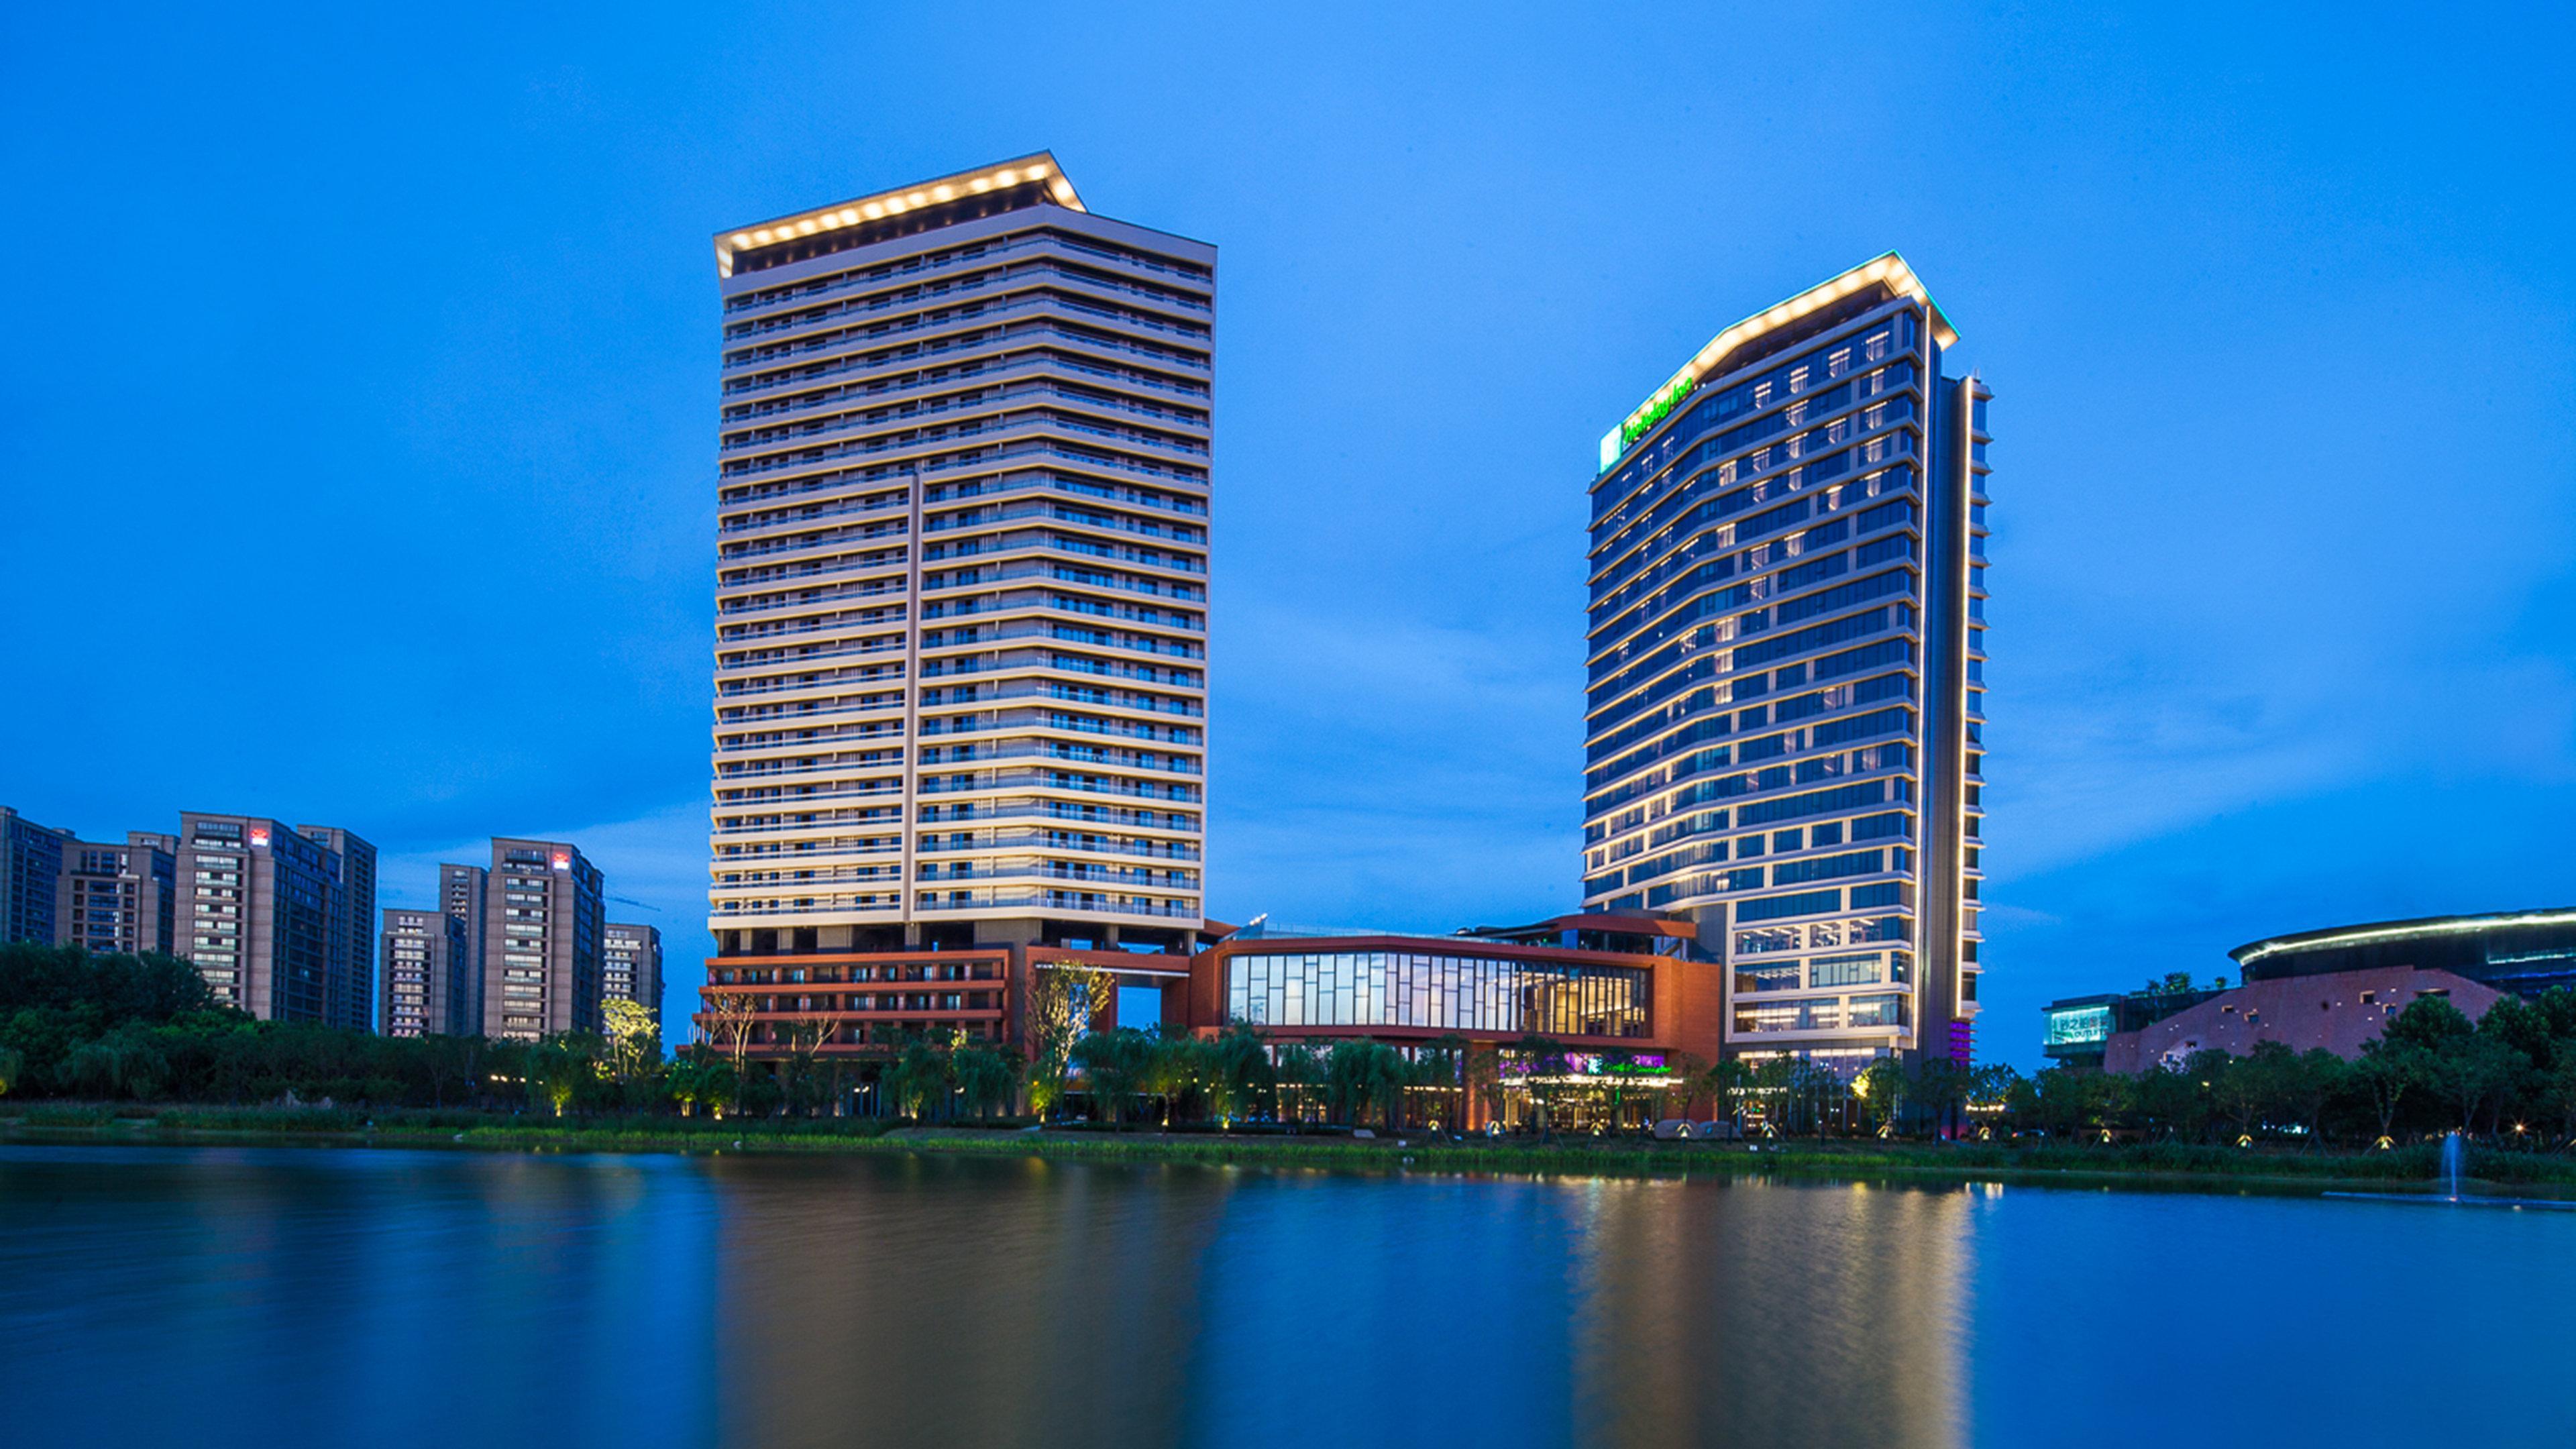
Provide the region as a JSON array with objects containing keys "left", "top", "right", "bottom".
[
  {"left": 702, "top": 154, "right": 1213, "bottom": 1049},
  {"left": 1580, "top": 256, "right": 1991, "bottom": 1075}
]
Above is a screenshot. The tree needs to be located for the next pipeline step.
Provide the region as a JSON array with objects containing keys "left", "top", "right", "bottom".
[
  {"left": 1705, "top": 1058, "right": 1754, "bottom": 1131},
  {"left": 887, "top": 1032, "right": 955, "bottom": 1120},
  {"left": 2438, "top": 1033, "right": 2529, "bottom": 1136},
  {"left": 1909, "top": 1056, "right": 1972, "bottom": 1138},
  {"left": 2353, "top": 1037, "right": 2426, "bottom": 1144},
  {"left": 1025, "top": 962, "right": 1114, "bottom": 1122},
  {"left": 1140, "top": 1030, "right": 1199, "bottom": 1128},
  {"left": 1324, "top": 1039, "right": 1379, "bottom": 1126},
  {"left": 1273, "top": 1042, "right": 1325, "bottom": 1126},
  {"left": 1203, "top": 1022, "right": 1271, "bottom": 1128},
  {"left": 2534, "top": 1051, "right": 2576, "bottom": 1150},
  {"left": 701, "top": 991, "right": 761, "bottom": 1116},
  {"left": 1511, "top": 1034, "right": 1572, "bottom": 1138},
  {"left": 60, "top": 1024, "right": 170, "bottom": 1101},
  {"left": 1855, "top": 1057, "right": 1907, "bottom": 1136},
  {"left": 0, "top": 1043, "right": 20, "bottom": 1097},
  {"left": 602, "top": 998, "right": 661, "bottom": 1085},
  {"left": 1071, "top": 1028, "right": 1152, "bottom": 1128},
  {"left": 2280, "top": 1049, "right": 2347, "bottom": 1147},
  {"left": 667, "top": 1049, "right": 724, "bottom": 1117},
  {"left": 952, "top": 1042, "right": 1020, "bottom": 1120},
  {"left": 1318, "top": 1039, "right": 1409, "bottom": 1130},
  {"left": 525, "top": 1034, "right": 594, "bottom": 1117},
  {"left": 2129, "top": 1062, "right": 2202, "bottom": 1142},
  {"left": 1750, "top": 1054, "right": 1801, "bottom": 1134},
  {"left": 775, "top": 1015, "right": 840, "bottom": 1116},
  {"left": 1964, "top": 1063, "right": 2022, "bottom": 1136},
  {"left": 1362, "top": 1042, "right": 1410, "bottom": 1130}
]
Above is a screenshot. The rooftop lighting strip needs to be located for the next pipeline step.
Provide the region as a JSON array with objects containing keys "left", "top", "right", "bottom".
[
  {"left": 2233, "top": 908, "right": 2576, "bottom": 965},
  {"left": 714, "top": 158, "right": 1085, "bottom": 277},
  {"left": 1596, "top": 253, "right": 1957, "bottom": 475}
]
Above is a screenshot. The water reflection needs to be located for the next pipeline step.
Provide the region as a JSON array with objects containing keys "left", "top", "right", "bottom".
[
  {"left": 1567, "top": 1179, "right": 1968, "bottom": 1449},
  {"left": 709, "top": 1154, "right": 1226, "bottom": 1446},
  {"left": 5, "top": 1146, "right": 2572, "bottom": 1449},
  {"left": 709, "top": 1160, "right": 1968, "bottom": 1449}
]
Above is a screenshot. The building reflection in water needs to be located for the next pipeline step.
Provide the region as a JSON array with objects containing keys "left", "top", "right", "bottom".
[
  {"left": 710, "top": 1157, "right": 1970, "bottom": 1449},
  {"left": 708, "top": 1152, "right": 1230, "bottom": 1448},
  {"left": 1567, "top": 1176, "right": 1970, "bottom": 1449}
]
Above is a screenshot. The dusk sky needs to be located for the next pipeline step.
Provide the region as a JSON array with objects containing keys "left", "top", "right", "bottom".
[{"left": 5, "top": 4, "right": 2571, "bottom": 1064}]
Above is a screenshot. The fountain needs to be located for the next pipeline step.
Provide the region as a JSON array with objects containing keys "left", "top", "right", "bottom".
[{"left": 2326, "top": 1127, "right": 2575, "bottom": 1210}]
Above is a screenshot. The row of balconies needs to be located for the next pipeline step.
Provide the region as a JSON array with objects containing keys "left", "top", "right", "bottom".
[
  {"left": 724, "top": 251, "right": 1208, "bottom": 347},
  {"left": 721, "top": 228, "right": 1208, "bottom": 322},
  {"left": 723, "top": 287, "right": 1203, "bottom": 376},
  {"left": 721, "top": 319, "right": 1212, "bottom": 407}
]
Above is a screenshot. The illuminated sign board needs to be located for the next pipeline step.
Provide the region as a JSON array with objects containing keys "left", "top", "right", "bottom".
[
  {"left": 552, "top": 852, "right": 571, "bottom": 870},
  {"left": 1501, "top": 1053, "right": 1676, "bottom": 1079},
  {"left": 1595, "top": 253, "right": 1952, "bottom": 476},
  {"left": 248, "top": 828, "right": 270, "bottom": 848}
]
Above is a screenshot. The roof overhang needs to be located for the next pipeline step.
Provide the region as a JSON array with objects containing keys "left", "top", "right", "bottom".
[
  {"left": 713, "top": 152, "right": 1083, "bottom": 278},
  {"left": 2230, "top": 908, "right": 2576, "bottom": 967},
  {"left": 1597, "top": 252, "right": 1957, "bottom": 474}
]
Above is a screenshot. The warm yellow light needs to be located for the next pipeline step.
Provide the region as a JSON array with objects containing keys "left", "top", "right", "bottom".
[
  {"left": 731, "top": 233, "right": 753, "bottom": 248},
  {"left": 996, "top": 168, "right": 1020, "bottom": 186},
  {"left": 863, "top": 202, "right": 885, "bottom": 219},
  {"left": 969, "top": 177, "right": 991, "bottom": 193},
  {"left": 885, "top": 197, "right": 907, "bottom": 213},
  {"left": 796, "top": 219, "right": 818, "bottom": 235},
  {"left": 1026, "top": 161, "right": 1050, "bottom": 178},
  {"left": 1600, "top": 252, "right": 1955, "bottom": 468},
  {"left": 932, "top": 184, "right": 954, "bottom": 201},
  {"left": 907, "top": 191, "right": 927, "bottom": 206},
  {"left": 837, "top": 209, "right": 857, "bottom": 224}
]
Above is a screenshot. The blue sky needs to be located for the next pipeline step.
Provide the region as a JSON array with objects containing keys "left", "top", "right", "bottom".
[{"left": 5, "top": 4, "right": 2571, "bottom": 1065}]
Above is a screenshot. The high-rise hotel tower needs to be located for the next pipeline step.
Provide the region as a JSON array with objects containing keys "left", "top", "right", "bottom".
[
  {"left": 1582, "top": 256, "right": 1990, "bottom": 1073},
  {"left": 706, "top": 154, "right": 1212, "bottom": 1040}
]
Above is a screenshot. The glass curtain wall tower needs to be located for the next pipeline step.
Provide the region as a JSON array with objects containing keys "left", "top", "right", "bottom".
[
  {"left": 1582, "top": 255, "right": 1990, "bottom": 1073},
  {"left": 707, "top": 153, "right": 1213, "bottom": 987}
]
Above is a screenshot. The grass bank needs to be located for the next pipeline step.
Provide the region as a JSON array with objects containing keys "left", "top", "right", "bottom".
[{"left": 9, "top": 1104, "right": 2576, "bottom": 1196}]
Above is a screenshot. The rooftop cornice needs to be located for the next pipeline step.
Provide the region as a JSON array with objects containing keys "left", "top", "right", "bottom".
[
  {"left": 1598, "top": 252, "right": 1959, "bottom": 474},
  {"left": 714, "top": 152, "right": 1085, "bottom": 278}
]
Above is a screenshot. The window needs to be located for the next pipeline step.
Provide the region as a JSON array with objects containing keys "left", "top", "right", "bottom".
[{"left": 1808, "top": 953, "right": 1884, "bottom": 988}]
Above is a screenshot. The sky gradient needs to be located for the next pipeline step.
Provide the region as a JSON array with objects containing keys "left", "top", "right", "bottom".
[{"left": 5, "top": 3, "right": 2572, "bottom": 1063}]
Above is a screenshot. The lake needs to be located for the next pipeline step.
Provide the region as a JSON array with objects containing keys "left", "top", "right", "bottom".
[{"left": 0, "top": 1144, "right": 2567, "bottom": 1448}]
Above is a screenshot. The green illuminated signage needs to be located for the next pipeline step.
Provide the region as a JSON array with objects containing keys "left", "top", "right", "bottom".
[{"left": 1621, "top": 375, "right": 1697, "bottom": 453}]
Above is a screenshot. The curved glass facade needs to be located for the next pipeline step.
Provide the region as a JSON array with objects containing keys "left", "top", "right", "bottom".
[{"left": 1582, "top": 258, "right": 1990, "bottom": 1064}]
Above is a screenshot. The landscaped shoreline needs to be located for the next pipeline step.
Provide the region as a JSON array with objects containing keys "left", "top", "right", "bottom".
[{"left": 9, "top": 1105, "right": 2576, "bottom": 1199}]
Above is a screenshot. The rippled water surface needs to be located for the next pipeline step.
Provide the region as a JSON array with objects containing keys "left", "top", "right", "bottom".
[{"left": 1, "top": 1144, "right": 2567, "bottom": 1448}]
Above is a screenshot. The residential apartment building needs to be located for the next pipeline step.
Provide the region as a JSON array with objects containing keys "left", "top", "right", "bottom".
[
  {"left": 1, "top": 806, "right": 72, "bottom": 946},
  {"left": 1580, "top": 254, "right": 1991, "bottom": 1075},
  {"left": 53, "top": 833, "right": 177, "bottom": 957},
  {"left": 174, "top": 812, "right": 374, "bottom": 1023},
  {"left": 299, "top": 824, "right": 378, "bottom": 1032},
  {"left": 440, "top": 862, "right": 489, "bottom": 1027},
  {"left": 380, "top": 907, "right": 472, "bottom": 1037},
  {"left": 704, "top": 154, "right": 1213, "bottom": 1050},
  {"left": 604, "top": 922, "right": 664, "bottom": 1022},
  {"left": 482, "top": 837, "right": 604, "bottom": 1040}
]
